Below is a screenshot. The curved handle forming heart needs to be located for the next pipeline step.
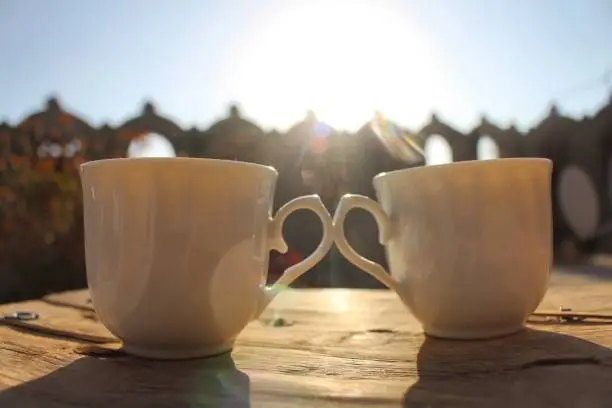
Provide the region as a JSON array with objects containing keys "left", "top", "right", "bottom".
[
  {"left": 332, "top": 194, "right": 400, "bottom": 293},
  {"left": 254, "top": 194, "right": 333, "bottom": 317}
]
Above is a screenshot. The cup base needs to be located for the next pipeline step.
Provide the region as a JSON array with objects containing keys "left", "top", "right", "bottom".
[
  {"left": 122, "top": 342, "right": 234, "bottom": 360},
  {"left": 424, "top": 321, "right": 526, "bottom": 340}
]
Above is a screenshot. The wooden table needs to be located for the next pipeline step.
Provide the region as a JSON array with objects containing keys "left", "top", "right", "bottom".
[{"left": 2, "top": 267, "right": 612, "bottom": 407}]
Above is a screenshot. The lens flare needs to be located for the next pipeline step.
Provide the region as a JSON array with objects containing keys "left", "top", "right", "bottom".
[{"left": 370, "top": 111, "right": 424, "bottom": 165}]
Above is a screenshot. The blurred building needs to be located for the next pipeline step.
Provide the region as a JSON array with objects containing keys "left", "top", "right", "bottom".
[{"left": 1, "top": 95, "right": 612, "bottom": 301}]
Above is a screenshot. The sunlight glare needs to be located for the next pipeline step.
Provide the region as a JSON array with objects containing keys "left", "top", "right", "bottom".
[
  {"left": 127, "top": 133, "right": 176, "bottom": 158},
  {"left": 226, "top": 1, "right": 447, "bottom": 130},
  {"left": 330, "top": 291, "right": 351, "bottom": 312},
  {"left": 371, "top": 111, "right": 424, "bottom": 164},
  {"left": 425, "top": 134, "right": 453, "bottom": 165},
  {"left": 477, "top": 136, "right": 500, "bottom": 160}
]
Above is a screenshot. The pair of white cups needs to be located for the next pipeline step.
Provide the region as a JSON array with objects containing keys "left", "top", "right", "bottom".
[{"left": 81, "top": 157, "right": 552, "bottom": 359}]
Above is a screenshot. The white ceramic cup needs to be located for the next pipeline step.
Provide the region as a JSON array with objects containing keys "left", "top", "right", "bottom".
[
  {"left": 333, "top": 158, "right": 552, "bottom": 339},
  {"left": 80, "top": 158, "right": 333, "bottom": 359}
]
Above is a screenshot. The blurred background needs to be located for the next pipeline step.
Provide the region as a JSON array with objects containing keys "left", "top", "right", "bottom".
[{"left": 1, "top": 0, "right": 611, "bottom": 302}]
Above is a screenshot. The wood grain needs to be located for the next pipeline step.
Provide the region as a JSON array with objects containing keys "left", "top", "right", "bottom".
[{"left": 1, "top": 267, "right": 612, "bottom": 407}]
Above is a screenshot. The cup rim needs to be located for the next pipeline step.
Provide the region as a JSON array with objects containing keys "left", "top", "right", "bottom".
[
  {"left": 374, "top": 158, "right": 552, "bottom": 182},
  {"left": 80, "top": 157, "right": 278, "bottom": 174}
]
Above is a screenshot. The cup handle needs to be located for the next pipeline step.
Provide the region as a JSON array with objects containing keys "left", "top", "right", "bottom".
[
  {"left": 255, "top": 194, "right": 333, "bottom": 315},
  {"left": 333, "top": 194, "right": 399, "bottom": 292}
]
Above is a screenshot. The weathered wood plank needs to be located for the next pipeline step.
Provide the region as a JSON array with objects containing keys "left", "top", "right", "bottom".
[{"left": 1, "top": 268, "right": 612, "bottom": 407}]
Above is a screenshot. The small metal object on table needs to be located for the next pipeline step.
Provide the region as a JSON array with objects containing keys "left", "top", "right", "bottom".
[
  {"left": 2, "top": 311, "right": 39, "bottom": 322},
  {"left": 2, "top": 269, "right": 612, "bottom": 407},
  {"left": 531, "top": 308, "right": 612, "bottom": 323}
]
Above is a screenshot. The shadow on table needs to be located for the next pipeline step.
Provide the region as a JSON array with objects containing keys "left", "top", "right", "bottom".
[
  {"left": 403, "top": 328, "right": 612, "bottom": 408},
  {"left": 0, "top": 349, "right": 250, "bottom": 407}
]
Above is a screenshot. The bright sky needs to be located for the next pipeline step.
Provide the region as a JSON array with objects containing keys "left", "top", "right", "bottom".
[{"left": 1, "top": 0, "right": 611, "bottom": 136}]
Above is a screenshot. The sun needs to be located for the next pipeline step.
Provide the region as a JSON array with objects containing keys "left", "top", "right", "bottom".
[{"left": 224, "top": 0, "right": 448, "bottom": 131}]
